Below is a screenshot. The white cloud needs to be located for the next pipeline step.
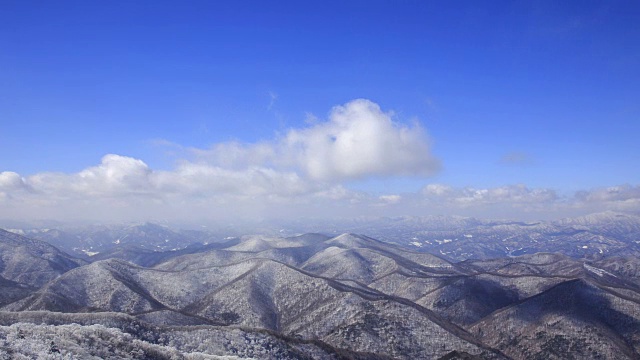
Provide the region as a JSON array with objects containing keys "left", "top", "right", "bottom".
[
  {"left": 1, "top": 157, "right": 639, "bottom": 222},
  {"left": 282, "top": 99, "right": 440, "bottom": 180},
  {"left": 0, "top": 172, "right": 29, "bottom": 191},
  {"left": 188, "top": 99, "right": 440, "bottom": 182},
  {"left": 422, "top": 184, "right": 558, "bottom": 205},
  {"left": 455, "top": 185, "right": 558, "bottom": 205},
  {"left": 575, "top": 184, "right": 640, "bottom": 203},
  {"left": 20, "top": 154, "right": 346, "bottom": 202},
  {"left": 0, "top": 99, "right": 637, "bottom": 224},
  {"left": 573, "top": 184, "right": 640, "bottom": 212},
  {"left": 417, "top": 184, "right": 561, "bottom": 218},
  {"left": 379, "top": 194, "right": 402, "bottom": 204},
  {"left": 0, "top": 153, "right": 361, "bottom": 222},
  {"left": 267, "top": 91, "right": 278, "bottom": 111},
  {"left": 0, "top": 171, "right": 31, "bottom": 200},
  {"left": 189, "top": 142, "right": 276, "bottom": 169},
  {"left": 1, "top": 96, "right": 434, "bottom": 222},
  {"left": 416, "top": 183, "right": 640, "bottom": 219},
  {"left": 28, "top": 155, "right": 154, "bottom": 198},
  {"left": 154, "top": 163, "right": 316, "bottom": 198},
  {"left": 422, "top": 184, "right": 453, "bottom": 196}
]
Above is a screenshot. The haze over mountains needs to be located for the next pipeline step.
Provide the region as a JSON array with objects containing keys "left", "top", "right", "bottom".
[
  {"left": 7, "top": 211, "right": 640, "bottom": 262},
  {"left": 1, "top": 212, "right": 640, "bottom": 359}
]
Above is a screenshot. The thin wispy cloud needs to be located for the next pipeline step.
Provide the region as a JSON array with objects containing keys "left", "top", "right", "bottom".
[
  {"left": 500, "top": 152, "right": 535, "bottom": 166},
  {"left": 267, "top": 91, "right": 278, "bottom": 111}
]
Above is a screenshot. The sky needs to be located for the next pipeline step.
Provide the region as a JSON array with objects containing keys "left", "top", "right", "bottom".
[{"left": 1, "top": 1, "right": 639, "bottom": 224}]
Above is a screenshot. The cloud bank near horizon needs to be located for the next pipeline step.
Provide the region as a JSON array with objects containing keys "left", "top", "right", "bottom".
[
  {"left": 1, "top": 99, "right": 639, "bottom": 223},
  {"left": 1, "top": 155, "right": 639, "bottom": 223}
]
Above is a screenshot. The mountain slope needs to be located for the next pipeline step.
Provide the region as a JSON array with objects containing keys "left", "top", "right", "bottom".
[
  {"left": 1, "top": 228, "right": 640, "bottom": 359},
  {"left": 0, "top": 229, "right": 86, "bottom": 288},
  {"left": 2, "top": 253, "right": 501, "bottom": 359},
  {"left": 470, "top": 279, "right": 640, "bottom": 359}
]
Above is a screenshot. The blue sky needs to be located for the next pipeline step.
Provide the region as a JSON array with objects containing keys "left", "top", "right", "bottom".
[{"left": 1, "top": 1, "right": 639, "bottom": 223}]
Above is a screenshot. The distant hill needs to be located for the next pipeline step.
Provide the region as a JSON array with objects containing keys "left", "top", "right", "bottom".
[{"left": 9, "top": 211, "right": 640, "bottom": 262}]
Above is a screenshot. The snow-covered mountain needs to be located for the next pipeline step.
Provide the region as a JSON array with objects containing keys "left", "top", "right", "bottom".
[
  {"left": 1, "top": 229, "right": 640, "bottom": 359},
  {"left": 0, "top": 229, "right": 86, "bottom": 289},
  {"left": 342, "top": 211, "right": 640, "bottom": 260},
  {"left": 15, "top": 222, "right": 222, "bottom": 259},
  {"left": 8, "top": 211, "right": 640, "bottom": 262}
]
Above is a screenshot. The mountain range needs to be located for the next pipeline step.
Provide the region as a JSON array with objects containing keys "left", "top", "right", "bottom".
[
  {"left": 7, "top": 211, "right": 640, "bottom": 263},
  {"left": 1, "top": 224, "right": 640, "bottom": 359}
]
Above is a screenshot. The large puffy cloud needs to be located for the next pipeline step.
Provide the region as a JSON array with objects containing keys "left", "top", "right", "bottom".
[
  {"left": 282, "top": 99, "right": 440, "bottom": 180},
  {"left": 0, "top": 172, "right": 31, "bottom": 200},
  {"left": 188, "top": 99, "right": 440, "bottom": 181},
  {"left": 0, "top": 172, "right": 29, "bottom": 191},
  {"left": 26, "top": 155, "right": 154, "bottom": 198}
]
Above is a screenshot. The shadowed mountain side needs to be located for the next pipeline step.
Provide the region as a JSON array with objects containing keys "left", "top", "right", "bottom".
[
  {"left": 418, "top": 277, "right": 520, "bottom": 326},
  {"left": 0, "top": 229, "right": 87, "bottom": 288},
  {"left": 470, "top": 279, "right": 640, "bottom": 359},
  {"left": 0, "top": 276, "right": 34, "bottom": 308}
]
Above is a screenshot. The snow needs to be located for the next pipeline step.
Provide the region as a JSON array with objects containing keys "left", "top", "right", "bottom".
[
  {"left": 583, "top": 263, "right": 616, "bottom": 278},
  {"left": 434, "top": 239, "right": 452, "bottom": 245}
]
